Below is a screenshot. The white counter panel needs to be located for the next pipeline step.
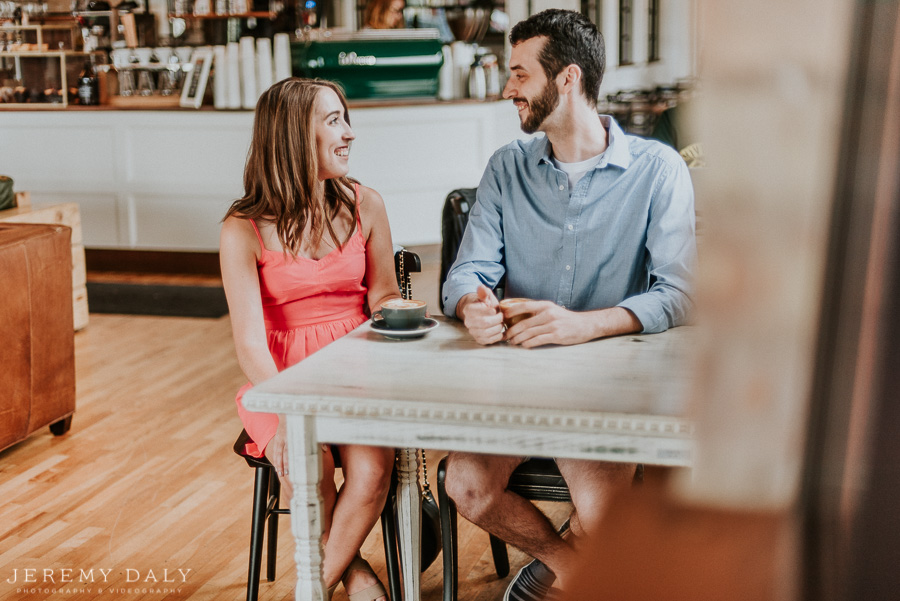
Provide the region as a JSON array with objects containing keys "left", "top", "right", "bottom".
[
  {"left": 0, "top": 102, "right": 525, "bottom": 250},
  {"left": 28, "top": 190, "right": 120, "bottom": 247},
  {"left": 1, "top": 124, "right": 117, "bottom": 188},
  {"left": 132, "top": 192, "right": 233, "bottom": 249},
  {"left": 124, "top": 124, "right": 251, "bottom": 192}
]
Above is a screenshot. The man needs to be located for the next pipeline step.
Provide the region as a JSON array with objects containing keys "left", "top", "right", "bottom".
[{"left": 441, "top": 9, "right": 696, "bottom": 601}]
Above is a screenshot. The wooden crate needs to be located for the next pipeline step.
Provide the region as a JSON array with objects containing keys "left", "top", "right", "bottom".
[{"left": 0, "top": 195, "right": 89, "bottom": 331}]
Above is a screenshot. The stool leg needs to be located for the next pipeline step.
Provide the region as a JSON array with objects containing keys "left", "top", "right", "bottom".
[
  {"left": 247, "top": 465, "right": 270, "bottom": 601},
  {"left": 381, "top": 476, "right": 402, "bottom": 601},
  {"left": 437, "top": 458, "right": 457, "bottom": 601},
  {"left": 489, "top": 534, "right": 510, "bottom": 578},
  {"left": 267, "top": 473, "right": 281, "bottom": 582}
]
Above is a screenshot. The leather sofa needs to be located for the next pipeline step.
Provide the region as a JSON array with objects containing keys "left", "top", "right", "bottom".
[{"left": 0, "top": 223, "right": 76, "bottom": 452}]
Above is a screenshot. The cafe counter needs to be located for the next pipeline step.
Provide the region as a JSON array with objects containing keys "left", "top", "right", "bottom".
[{"left": 0, "top": 99, "right": 525, "bottom": 250}]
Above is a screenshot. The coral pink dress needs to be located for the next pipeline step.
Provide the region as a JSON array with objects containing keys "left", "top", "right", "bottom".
[{"left": 236, "top": 187, "right": 368, "bottom": 457}]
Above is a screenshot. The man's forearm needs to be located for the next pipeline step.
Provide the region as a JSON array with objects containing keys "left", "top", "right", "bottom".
[{"left": 584, "top": 307, "right": 643, "bottom": 341}]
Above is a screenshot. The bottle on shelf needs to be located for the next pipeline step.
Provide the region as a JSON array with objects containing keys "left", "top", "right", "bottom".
[{"left": 77, "top": 58, "right": 100, "bottom": 105}]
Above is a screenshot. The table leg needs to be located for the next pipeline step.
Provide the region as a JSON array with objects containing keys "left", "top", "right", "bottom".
[
  {"left": 396, "top": 447, "right": 422, "bottom": 601},
  {"left": 286, "top": 414, "right": 326, "bottom": 601}
]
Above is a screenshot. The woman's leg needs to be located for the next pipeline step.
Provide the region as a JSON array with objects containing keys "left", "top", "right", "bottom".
[
  {"left": 320, "top": 445, "right": 338, "bottom": 549},
  {"left": 322, "top": 444, "right": 395, "bottom": 596}
]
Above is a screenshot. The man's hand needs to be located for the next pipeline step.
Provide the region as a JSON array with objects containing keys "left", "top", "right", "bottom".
[
  {"left": 458, "top": 285, "right": 504, "bottom": 345},
  {"left": 505, "top": 302, "right": 642, "bottom": 348}
]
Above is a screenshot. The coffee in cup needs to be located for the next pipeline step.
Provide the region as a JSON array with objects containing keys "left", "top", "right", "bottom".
[
  {"left": 374, "top": 298, "right": 427, "bottom": 330},
  {"left": 499, "top": 298, "right": 534, "bottom": 329}
]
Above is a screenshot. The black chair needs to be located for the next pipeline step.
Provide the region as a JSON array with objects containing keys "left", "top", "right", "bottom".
[
  {"left": 234, "top": 247, "right": 421, "bottom": 601},
  {"left": 439, "top": 188, "right": 505, "bottom": 313},
  {"left": 233, "top": 433, "right": 402, "bottom": 601}
]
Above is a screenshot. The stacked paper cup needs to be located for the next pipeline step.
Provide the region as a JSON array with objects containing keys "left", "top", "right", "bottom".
[
  {"left": 226, "top": 42, "right": 241, "bottom": 109},
  {"left": 240, "top": 37, "right": 257, "bottom": 109},
  {"left": 211, "top": 36, "right": 282, "bottom": 110},
  {"left": 213, "top": 45, "right": 228, "bottom": 108},
  {"left": 256, "top": 37, "right": 274, "bottom": 94},
  {"left": 273, "top": 33, "right": 292, "bottom": 83}
]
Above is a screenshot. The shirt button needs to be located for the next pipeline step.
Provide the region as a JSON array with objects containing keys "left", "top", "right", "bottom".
[
  {"left": 566, "top": 265, "right": 571, "bottom": 271},
  {"left": 559, "top": 185, "right": 565, "bottom": 191},
  {"left": 567, "top": 224, "right": 574, "bottom": 231}
]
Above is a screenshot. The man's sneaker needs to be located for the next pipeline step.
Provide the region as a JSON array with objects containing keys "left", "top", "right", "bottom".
[
  {"left": 502, "top": 519, "right": 570, "bottom": 601},
  {"left": 503, "top": 559, "right": 556, "bottom": 601}
]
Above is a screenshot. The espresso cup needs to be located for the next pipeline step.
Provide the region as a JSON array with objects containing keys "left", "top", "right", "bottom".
[
  {"left": 374, "top": 299, "right": 427, "bottom": 330},
  {"left": 499, "top": 298, "right": 534, "bottom": 329}
]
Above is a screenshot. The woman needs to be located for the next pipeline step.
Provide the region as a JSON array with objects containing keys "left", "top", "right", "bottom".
[
  {"left": 220, "top": 77, "right": 398, "bottom": 601},
  {"left": 363, "top": 0, "right": 405, "bottom": 29}
]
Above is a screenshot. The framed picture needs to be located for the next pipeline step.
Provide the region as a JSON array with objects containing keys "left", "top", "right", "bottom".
[{"left": 180, "top": 48, "right": 213, "bottom": 109}]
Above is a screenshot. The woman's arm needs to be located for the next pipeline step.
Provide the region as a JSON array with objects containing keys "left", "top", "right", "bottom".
[
  {"left": 220, "top": 215, "right": 279, "bottom": 385},
  {"left": 358, "top": 185, "right": 403, "bottom": 312}
]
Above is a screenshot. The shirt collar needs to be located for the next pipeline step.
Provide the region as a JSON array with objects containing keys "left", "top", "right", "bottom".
[{"left": 533, "top": 114, "right": 633, "bottom": 170}]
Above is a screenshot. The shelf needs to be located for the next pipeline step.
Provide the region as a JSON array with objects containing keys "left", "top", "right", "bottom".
[
  {"left": 0, "top": 102, "right": 67, "bottom": 109},
  {"left": 116, "top": 63, "right": 187, "bottom": 70},
  {"left": 166, "top": 11, "right": 277, "bottom": 19},
  {"left": 0, "top": 50, "right": 93, "bottom": 57}
]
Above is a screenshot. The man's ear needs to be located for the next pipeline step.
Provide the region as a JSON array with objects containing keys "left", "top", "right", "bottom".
[{"left": 558, "top": 64, "right": 584, "bottom": 97}]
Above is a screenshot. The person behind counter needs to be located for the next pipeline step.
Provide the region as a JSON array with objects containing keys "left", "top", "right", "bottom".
[
  {"left": 220, "top": 77, "right": 401, "bottom": 601},
  {"left": 363, "top": 0, "right": 405, "bottom": 29}
]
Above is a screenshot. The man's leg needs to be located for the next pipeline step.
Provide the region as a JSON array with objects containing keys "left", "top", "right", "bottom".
[
  {"left": 552, "top": 459, "right": 637, "bottom": 589},
  {"left": 443, "top": 452, "right": 576, "bottom": 573}
]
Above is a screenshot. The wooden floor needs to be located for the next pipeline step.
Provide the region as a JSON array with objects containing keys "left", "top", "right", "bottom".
[{"left": 0, "top": 246, "right": 569, "bottom": 601}]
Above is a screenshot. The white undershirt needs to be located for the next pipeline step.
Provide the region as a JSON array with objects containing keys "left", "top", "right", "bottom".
[{"left": 550, "top": 153, "right": 604, "bottom": 191}]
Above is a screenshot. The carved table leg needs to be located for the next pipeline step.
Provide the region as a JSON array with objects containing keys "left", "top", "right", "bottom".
[
  {"left": 396, "top": 447, "right": 422, "bottom": 601},
  {"left": 286, "top": 414, "right": 326, "bottom": 601}
]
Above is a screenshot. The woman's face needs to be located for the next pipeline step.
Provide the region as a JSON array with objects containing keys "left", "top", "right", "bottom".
[
  {"left": 313, "top": 87, "right": 355, "bottom": 181},
  {"left": 385, "top": 0, "right": 404, "bottom": 28}
]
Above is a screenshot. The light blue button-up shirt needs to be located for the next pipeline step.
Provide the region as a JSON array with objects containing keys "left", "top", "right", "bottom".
[{"left": 442, "top": 116, "right": 696, "bottom": 334}]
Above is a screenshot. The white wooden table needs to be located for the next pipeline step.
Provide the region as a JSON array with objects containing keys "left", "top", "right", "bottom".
[{"left": 242, "top": 317, "right": 695, "bottom": 601}]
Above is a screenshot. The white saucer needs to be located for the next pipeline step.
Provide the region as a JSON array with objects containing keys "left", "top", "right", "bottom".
[{"left": 370, "top": 317, "right": 439, "bottom": 340}]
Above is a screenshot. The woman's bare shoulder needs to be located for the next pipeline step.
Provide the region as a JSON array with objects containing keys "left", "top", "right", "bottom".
[
  {"left": 220, "top": 214, "right": 259, "bottom": 250},
  {"left": 356, "top": 183, "right": 386, "bottom": 213}
]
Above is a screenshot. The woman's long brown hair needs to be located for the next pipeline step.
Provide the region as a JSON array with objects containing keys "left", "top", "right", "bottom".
[{"left": 225, "top": 78, "right": 358, "bottom": 256}]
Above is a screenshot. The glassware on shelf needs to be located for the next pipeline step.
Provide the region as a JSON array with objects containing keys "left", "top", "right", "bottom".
[
  {"left": 119, "top": 68, "right": 136, "bottom": 96},
  {"left": 136, "top": 68, "right": 154, "bottom": 95},
  {"left": 158, "top": 68, "right": 178, "bottom": 95}
]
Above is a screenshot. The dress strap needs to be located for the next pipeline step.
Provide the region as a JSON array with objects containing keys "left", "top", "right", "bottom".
[
  {"left": 248, "top": 218, "right": 266, "bottom": 253},
  {"left": 353, "top": 182, "right": 362, "bottom": 229}
]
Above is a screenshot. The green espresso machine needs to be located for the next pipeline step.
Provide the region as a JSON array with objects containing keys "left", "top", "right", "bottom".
[{"left": 290, "top": 29, "right": 444, "bottom": 99}]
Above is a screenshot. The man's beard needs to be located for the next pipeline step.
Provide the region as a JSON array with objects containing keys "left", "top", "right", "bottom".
[{"left": 519, "top": 79, "right": 560, "bottom": 134}]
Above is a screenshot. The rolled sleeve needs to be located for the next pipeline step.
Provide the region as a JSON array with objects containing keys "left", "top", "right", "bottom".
[{"left": 618, "top": 157, "right": 697, "bottom": 333}]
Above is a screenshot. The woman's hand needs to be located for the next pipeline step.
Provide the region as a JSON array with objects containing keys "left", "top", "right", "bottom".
[{"left": 265, "top": 414, "right": 293, "bottom": 498}]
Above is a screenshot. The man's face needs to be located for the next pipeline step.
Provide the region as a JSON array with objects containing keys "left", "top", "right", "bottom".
[{"left": 503, "top": 37, "right": 561, "bottom": 134}]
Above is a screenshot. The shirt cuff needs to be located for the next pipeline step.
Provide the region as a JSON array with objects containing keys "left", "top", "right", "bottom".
[
  {"left": 617, "top": 296, "right": 667, "bottom": 334},
  {"left": 442, "top": 281, "right": 475, "bottom": 319}
]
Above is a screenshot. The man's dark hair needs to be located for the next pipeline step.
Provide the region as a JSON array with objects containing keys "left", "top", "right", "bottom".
[{"left": 509, "top": 9, "right": 605, "bottom": 106}]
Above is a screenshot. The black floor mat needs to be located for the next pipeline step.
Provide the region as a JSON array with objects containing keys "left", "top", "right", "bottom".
[{"left": 86, "top": 282, "right": 229, "bottom": 318}]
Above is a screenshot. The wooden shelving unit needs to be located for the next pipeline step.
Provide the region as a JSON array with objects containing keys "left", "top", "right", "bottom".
[{"left": 168, "top": 10, "right": 277, "bottom": 19}]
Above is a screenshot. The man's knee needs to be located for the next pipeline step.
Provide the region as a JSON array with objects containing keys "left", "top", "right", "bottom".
[
  {"left": 444, "top": 453, "right": 515, "bottom": 521},
  {"left": 560, "top": 460, "right": 636, "bottom": 523}
]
